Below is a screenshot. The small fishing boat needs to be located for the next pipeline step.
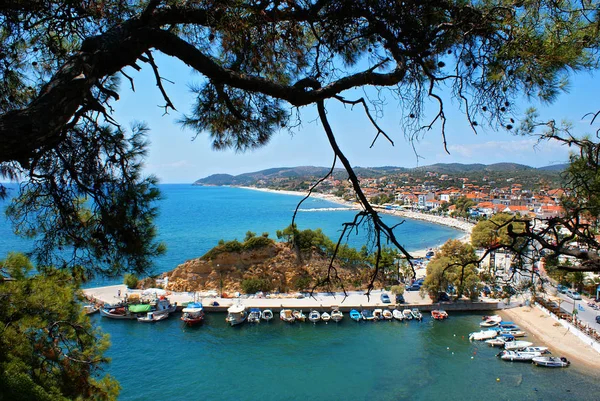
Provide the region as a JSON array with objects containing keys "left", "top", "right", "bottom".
[
  {"left": 83, "top": 304, "right": 99, "bottom": 315},
  {"left": 469, "top": 330, "right": 498, "bottom": 341},
  {"left": 292, "top": 310, "right": 306, "bottom": 322},
  {"left": 431, "top": 310, "right": 448, "bottom": 320},
  {"left": 262, "top": 309, "right": 274, "bottom": 321},
  {"left": 280, "top": 309, "right": 295, "bottom": 323},
  {"left": 532, "top": 356, "right": 570, "bottom": 367},
  {"left": 498, "top": 330, "right": 527, "bottom": 338},
  {"left": 498, "top": 323, "right": 519, "bottom": 330},
  {"left": 349, "top": 309, "right": 361, "bottom": 322},
  {"left": 504, "top": 340, "right": 533, "bottom": 350},
  {"left": 247, "top": 308, "right": 262, "bottom": 324},
  {"left": 308, "top": 309, "right": 321, "bottom": 323},
  {"left": 522, "top": 346, "right": 550, "bottom": 354},
  {"left": 498, "top": 350, "right": 542, "bottom": 362},
  {"left": 321, "top": 311, "right": 331, "bottom": 322},
  {"left": 137, "top": 311, "right": 169, "bottom": 323},
  {"left": 331, "top": 307, "right": 343, "bottom": 322},
  {"left": 485, "top": 337, "right": 510, "bottom": 347},
  {"left": 393, "top": 309, "right": 404, "bottom": 321},
  {"left": 181, "top": 302, "right": 205, "bottom": 326},
  {"left": 480, "top": 315, "right": 502, "bottom": 327},
  {"left": 361, "top": 309, "right": 375, "bottom": 321},
  {"left": 373, "top": 309, "right": 384, "bottom": 320},
  {"left": 382, "top": 309, "right": 393, "bottom": 320},
  {"left": 402, "top": 309, "right": 413, "bottom": 320},
  {"left": 411, "top": 308, "right": 422, "bottom": 321},
  {"left": 225, "top": 304, "right": 247, "bottom": 326}
]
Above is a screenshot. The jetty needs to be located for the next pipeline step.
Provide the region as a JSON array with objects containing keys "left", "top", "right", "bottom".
[{"left": 83, "top": 284, "right": 503, "bottom": 313}]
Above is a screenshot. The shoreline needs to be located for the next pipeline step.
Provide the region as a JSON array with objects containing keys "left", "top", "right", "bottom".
[
  {"left": 500, "top": 305, "right": 600, "bottom": 371},
  {"left": 237, "top": 185, "right": 473, "bottom": 256}
]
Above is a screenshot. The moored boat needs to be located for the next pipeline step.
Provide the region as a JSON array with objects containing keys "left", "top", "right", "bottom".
[
  {"left": 532, "top": 356, "right": 570, "bottom": 367},
  {"left": 498, "top": 350, "right": 542, "bottom": 361},
  {"left": 485, "top": 337, "right": 510, "bottom": 347},
  {"left": 411, "top": 308, "right": 422, "bottom": 321},
  {"left": 382, "top": 309, "right": 393, "bottom": 320},
  {"left": 373, "top": 309, "right": 383, "bottom": 320},
  {"left": 321, "top": 311, "right": 331, "bottom": 322},
  {"left": 280, "top": 309, "right": 295, "bottom": 323},
  {"left": 262, "top": 309, "right": 274, "bottom": 321},
  {"left": 402, "top": 309, "right": 413, "bottom": 320},
  {"left": 522, "top": 346, "right": 550, "bottom": 354},
  {"left": 292, "top": 310, "right": 306, "bottom": 322},
  {"left": 469, "top": 330, "right": 497, "bottom": 341},
  {"left": 392, "top": 309, "right": 404, "bottom": 321},
  {"left": 247, "top": 308, "right": 262, "bottom": 324},
  {"left": 226, "top": 304, "right": 247, "bottom": 326},
  {"left": 181, "top": 302, "right": 205, "bottom": 326},
  {"left": 504, "top": 340, "right": 533, "bottom": 350},
  {"left": 308, "top": 309, "right": 321, "bottom": 323},
  {"left": 431, "top": 310, "right": 448, "bottom": 320},
  {"left": 480, "top": 315, "right": 502, "bottom": 327},
  {"left": 361, "top": 309, "right": 375, "bottom": 321},
  {"left": 349, "top": 309, "right": 361, "bottom": 322},
  {"left": 331, "top": 307, "right": 343, "bottom": 322},
  {"left": 137, "top": 311, "right": 169, "bottom": 323},
  {"left": 83, "top": 304, "right": 99, "bottom": 315},
  {"left": 498, "top": 329, "right": 526, "bottom": 338}
]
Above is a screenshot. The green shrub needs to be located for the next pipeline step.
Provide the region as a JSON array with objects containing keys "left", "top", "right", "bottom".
[
  {"left": 293, "top": 275, "right": 312, "bottom": 291},
  {"left": 124, "top": 273, "right": 138, "bottom": 289},
  {"left": 243, "top": 236, "right": 274, "bottom": 251},
  {"left": 241, "top": 278, "right": 272, "bottom": 294}
]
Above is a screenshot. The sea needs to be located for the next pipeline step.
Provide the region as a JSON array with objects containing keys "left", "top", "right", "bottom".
[{"left": 1, "top": 184, "right": 600, "bottom": 400}]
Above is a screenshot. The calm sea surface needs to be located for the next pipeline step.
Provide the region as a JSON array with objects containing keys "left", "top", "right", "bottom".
[{"left": 1, "top": 184, "right": 599, "bottom": 399}]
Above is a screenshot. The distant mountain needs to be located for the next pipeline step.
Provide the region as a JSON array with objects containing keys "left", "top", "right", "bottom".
[{"left": 193, "top": 162, "right": 564, "bottom": 185}]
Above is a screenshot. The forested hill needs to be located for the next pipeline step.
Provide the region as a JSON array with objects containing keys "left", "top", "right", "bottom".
[{"left": 194, "top": 163, "right": 566, "bottom": 188}]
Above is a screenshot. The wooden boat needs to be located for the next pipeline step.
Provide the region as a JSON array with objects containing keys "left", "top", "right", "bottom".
[
  {"left": 361, "top": 309, "right": 375, "bottom": 321},
  {"left": 247, "top": 308, "right": 262, "bottom": 324},
  {"left": 373, "top": 309, "right": 384, "bottom": 320},
  {"left": 321, "top": 312, "right": 331, "bottom": 322},
  {"left": 308, "top": 309, "right": 321, "bottom": 323},
  {"left": 504, "top": 340, "right": 533, "bottom": 350},
  {"left": 431, "top": 310, "right": 448, "bottom": 320},
  {"left": 498, "top": 350, "right": 542, "bottom": 361},
  {"left": 392, "top": 309, "right": 404, "bottom": 321},
  {"left": 469, "top": 330, "right": 497, "bottom": 341},
  {"left": 262, "top": 309, "right": 274, "bottom": 321},
  {"left": 292, "top": 310, "right": 306, "bottom": 322},
  {"left": 532, "top": 356, "right": 570, "bottom": 367},
  {"left": 349, "top": 309, "right": 361, "bottom": 322},
  {"left": 137, "top": 311, "right": 169, "bottom": 323},
  {"left": 225, "top": 304, "right": 247, "bottom": 326},
  {"left": 411, "top": 308, "right": 422, "bottom": 321},
  {"left": 280, "top": 309, "right": 295, "bottom": 323},
  {"left": 181, "top": 302, "right": 205, "bottom": 326},
  {"left": 402, "top": 309, "right": 413, "bottom": 320},
  {"left": 382, "top": 309, "right": 393, "bottom": 320},
  {"left": 331, "top": 307, "right": 343, "bottom": 322}
]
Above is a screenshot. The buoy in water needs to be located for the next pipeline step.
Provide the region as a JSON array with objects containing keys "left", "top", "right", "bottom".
[{"left": 496, "top": 378, "right": 500, "bottom": 382}]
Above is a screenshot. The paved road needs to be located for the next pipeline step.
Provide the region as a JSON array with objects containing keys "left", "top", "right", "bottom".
[{"left": 553, "top": 291, "right": 600, "bottom": 328}]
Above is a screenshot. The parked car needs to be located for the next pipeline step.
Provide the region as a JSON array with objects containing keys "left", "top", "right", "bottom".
[
  {"left": 482, "top": 286, "right": 491, "bottom": 296},
  {"left": 546, "top": 301, "right": 559, "bottom": 309},
  {"left": 566, "top": 289, "right": 582, "bottom": 300},
  {"left": 596, "top": 315, "right": 600, "bottom": 324},
  {"left": 425, "top": 251, "right": 435, "bottom": 258},
  {"left": 406, "top": 284, "right": 421, "bottom": 291},
  {"left": 395, "top": 294, "right": 405, "bottom": 304},
  {"left": 438, "top": 292, "right": 450, "bottom": 302},
  {"left": 380, "top": 293, "right": 391, "bottom": 303},
  {"left": 557, "top": 284, "right": 568, "bottom": 294}
]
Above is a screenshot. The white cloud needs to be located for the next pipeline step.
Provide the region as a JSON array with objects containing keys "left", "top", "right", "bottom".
[{"left": 445, "top": 139, "right": 569, "bottom": 165}]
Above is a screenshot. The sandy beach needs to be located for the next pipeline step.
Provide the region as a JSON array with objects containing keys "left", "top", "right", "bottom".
[{"left": 501, "top": 306, "right": 600, "bottom": 371}]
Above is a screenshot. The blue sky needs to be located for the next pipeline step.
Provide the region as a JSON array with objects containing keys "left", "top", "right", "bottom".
[{"left": 113, "top": 53, "right": 598, "bottom": 183}]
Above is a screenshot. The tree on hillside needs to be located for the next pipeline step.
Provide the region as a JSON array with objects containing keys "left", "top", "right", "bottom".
[
  {"left": 0, "top": 253, "right": 118, "bottom": 400},
  {"left": 1, "top": 1, "right": 599, "bottom": 286}
]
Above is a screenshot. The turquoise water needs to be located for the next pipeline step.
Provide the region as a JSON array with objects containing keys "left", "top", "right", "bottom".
[
  {"left": 2, "top": 184, "right": 599, "bottom": 399},
  {"left": 96, "top": 313, "right": 600, "bottom": 401}
]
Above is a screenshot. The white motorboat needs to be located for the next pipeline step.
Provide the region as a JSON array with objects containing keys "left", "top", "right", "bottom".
[
  {"left": 498, "top": 350, "right": 542, "bottom": 362},
  {"left": 225, "top": 304, "right": 247, "bottom": 326},
  {"left": 331, "top": 307, "right": 343, "bottom": 322},
  {"left": 181, "top": 302, "right": 205, "bottom": 326},
  {"left": 373, "top": 309, "right": 384, "bottom": 320},
  {"left": 292, "top": 310, "right": 306, "bottom": 322},
  {"left": 137, "top": 311, "right": 168, "bottom": 323},
  {"left": 411, "top": 308, "right": 422, "bottom": 321},
  {"left": 498, "top": 330, "right": 527, "bottom": 338},
  {"left": 480, "top": 315, "right": 502, "bottom": 327},
  {"left": 392, "top": 309, "right": 404, "bottom": 321},
  {"left": 469, "top": 330, "right": 498, "bottom": 341},
  {"left": 485, "top": 337, "right": 508, "bottom": 347},
  {"left": 382, "top": 309, "right": 393, "bottom": 320},
  {"left": 402, "top": 309, "right": 413, "bottom": 320},
  {"left": 321, "top": 312, "right": 331, "bottom": 322},
  {"left": 280, "top": 309, "right": 295, "bottom": 323},
  {"left": 521, "top": 346, "right": 550, "bottom": 354},
  {"left": 247, "top": 308, "right": 262, "bottom": 323},
  {"left": 308, "top": 310, "right": 321, "bottom": 323},
  {"left": 262, "top": 309, "right": 274, "bottom": 321},
  {"left": 532, "top": 356, "right": 570, "bottom": 367},
  {"left": 83, "top": 304, "right": 99, "bottom": 315},
  {"left": 503, "top": 340, "right": 533, "bottom": 350}
]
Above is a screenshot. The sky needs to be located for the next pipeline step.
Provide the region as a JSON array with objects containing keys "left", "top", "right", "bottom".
[{"left": 112, "top": 53, "right": 599, "bottom": 184}]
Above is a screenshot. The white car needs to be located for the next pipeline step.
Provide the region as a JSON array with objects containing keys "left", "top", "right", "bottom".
[{"left": 566, "top": 289, "right": 582, "bottom": 300}]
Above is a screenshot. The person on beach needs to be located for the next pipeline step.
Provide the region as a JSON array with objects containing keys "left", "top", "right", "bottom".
[{"left": 117, "top": 289, "right": 121, "bottom": 298}]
